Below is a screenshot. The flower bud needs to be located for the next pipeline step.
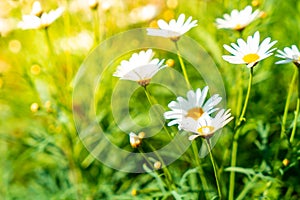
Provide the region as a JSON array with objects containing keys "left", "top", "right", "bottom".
[
  {"left": 154, "top": 161, "right": 162, "bottom": 169},
  {"left": 30, "top": 102, "right": 39, "bottom": 113},
  {"left": 129, "top": 132, "right": 142, "bottom": 148}
]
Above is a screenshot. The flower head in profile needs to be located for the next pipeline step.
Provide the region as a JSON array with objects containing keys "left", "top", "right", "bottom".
[
  {"left": 88, "top": 0, "right": 99, "bottom": 10},
  {"left": 181, "top": 109, "right": 233, "bottom": 140},
  {"left": 147, "top": 13, "right": 197, "bottom": 41},
  {"left": 164, "top": 86, "right": 222, "bottom": 129},
  {"left": 275, "top": 45, "right": 300, "bottom": 67},
  {"left": 216, "top": 6, "right": 260, "bottom": 31},
  {"left": 18, "top": 2, "right": 64, "bottom": 30},
  {"left": 113, "top": 49, "right": 166, "bottom": 87},
  {"left": 222, "top": 31, "right": 277, "bottom": 68}
]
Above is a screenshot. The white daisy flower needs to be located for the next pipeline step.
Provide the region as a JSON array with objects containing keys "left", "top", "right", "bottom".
[
  {"left": 222, "top": 31, "right": 277, "bottom": 68},
  {"left": 164, "top": 86, "right": 222, "bottom": 129},
  {"left": 180, "top": 109, "right": 233, "bottom": 140},
  {"left": 216, "top": 6, "right": 260, "bottom": 31},
  {"left": 147, "top": 13, "right": 198, "bottom": 41},
  {"left": 18, "top": 7, "right": 64, "bottom": 30},
  {"left": 113, "top": 49, "right": 166, "bottom": 86},
  {"left": 275, "top": 45, "right": 300, "bottom": 66}
]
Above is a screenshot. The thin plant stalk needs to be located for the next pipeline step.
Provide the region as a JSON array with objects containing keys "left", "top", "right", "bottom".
[
  {"left": 236, "top": 67, "right": 253, "bottom": 129},
  {"left": 143, "top": 86, "right": 187, "bottom": 163},
  {"left": 205, "top": 139, "right": 222, "bottom": 200},
  {"left": 145, "top": 141, "right": 176, "bottom": 191},
  {"left": 44, "top": 27, "right": 54, "bottom": 57},
  {"left": 280, "top": 67, "right": 297, "bottom": 138},
  {"left": 290, "top": 67, "right": 300, "bottom": 143},
  {"left": 174, "top": 41, "right": 191, "bottom": 88},
  {"left": 138, "top": 147, "right": 167, "bottom": 194},
  {"left": 290, "top": 98, "right": 299, "bottom": 143},
  {"left": 92, "top": 8, "right": 100, "bottom": 44},
  {"left": 143, "top": 86, "right": 172, "bottom": 138},
  {"left": 191, "top": 142, "right": 211, "bottom": 200},
  {"left": 229, "top": 67, "right": 253, "bottom": 200}
]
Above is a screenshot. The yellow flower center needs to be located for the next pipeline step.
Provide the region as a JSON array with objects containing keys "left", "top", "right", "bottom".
[
  {"left": 137, "top": 79, "right": 151, "bottom": 87},
  {"left": 234, "top": 24, "right": 244, "bottom": 31},
  {"left": 243, "top": 53, "right": 260, "bottom": 63},
  {"left": 197, "top": 126, "right": 215, "bottom": 136},
  {"left": 186, "top": 107, "right": 204, "bottom": 120}
]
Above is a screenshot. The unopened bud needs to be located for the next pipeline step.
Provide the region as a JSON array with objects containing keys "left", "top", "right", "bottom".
[
  {"left": 31, "top": 64, "right": 41, "bottom": 75},
  {"left": 251, "top": 0, "right": 260, "bottom": 7},
  {"left": 282, "top": 158, "right": 289, "bottom": 167},
  {"left": 30, "top": 102, "right": 39, "bottom": 113},
  {"left": 166, "top": 59, "right": 175, "bottom": 67},
  {"left": 129, "top": 132, "right": 142, "bottom": 148},
  {"left": 131, "top": 189, "right": 137, "bottom": 196},
  {"left": 154, "top": 161, "right": 162, "bottom": 169}
]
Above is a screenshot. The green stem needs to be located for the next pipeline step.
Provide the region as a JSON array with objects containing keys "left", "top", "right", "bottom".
[
  {"left": 290, "top": 98, "right": 299, "bottom": 143},
  {"left": 280, "top": 67, "right": 297, "bottom": 138},
  {"left": 143, "top": 86, "right": 172, "bottom": 138},
  {"left": 236, "top": 67, "right": 253, "bottom": 129},
  {"left": 205, "top": 139, "right": 222, "bottom": 200},
  {"left": 192, "top": 142, "right": 211, "bottom": 200},
  {"left": 290, "top": 68, "right": 300, "bottom": 143},
  {"left": 44, "top": 27, "right": 54, "bottom": 57},
  {"left": 139, "top": 147, "right": 167, "bottom": 193},
  {"left": 229, "top": 67, "right": 253, "bottom": 200},
  {"left": 93, "top": 8, "right": 100, "bottom": 44},
  {"left": 146, "top": 141, "right": 176, "bottom": 191},
  {"left": 235, "top": 69, "right": 244, "bottom": 124},
  {"left": 174, "top": 41, "right": 191, "bottom": 89}
]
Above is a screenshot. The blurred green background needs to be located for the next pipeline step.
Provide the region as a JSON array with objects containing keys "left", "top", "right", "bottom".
[{"left": 1, "top": 0, "right": 300, "bottom": 199}]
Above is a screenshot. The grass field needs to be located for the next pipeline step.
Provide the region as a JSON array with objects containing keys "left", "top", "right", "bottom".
[{"left": 1, "top": 0, "right": 300, "bottom": 199}]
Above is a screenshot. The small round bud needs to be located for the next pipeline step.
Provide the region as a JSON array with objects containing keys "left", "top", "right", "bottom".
[
  {"left": 31, "top": 64, "right": 41, "bottom": 75},
  {"left": 282, "top": 158, "right": 289, "bottom": 167},
  {"left": 30, "top": 103, "right": 39, "bottom": 113},
  {"left": 166, "top": 59, "right": 175, "bottom": 67},
  {"left": 131, "top": 189, "right": 137, "bottom": 196},
  {"left": 251, "top": 0, "right": 260, "bottom": 7},
  {"left": 154, "top": 161, "right": 162, "bottom": 169},
  {"left": 138, "top": 131, "right": 145, "bottom": 139},
  {"left": 45, "top": 100, "right": 52, "bottom": 112}
]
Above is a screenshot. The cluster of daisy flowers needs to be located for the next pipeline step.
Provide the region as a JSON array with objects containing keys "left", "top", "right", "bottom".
[
  {"left": 164, "top": 87, "right": 233, "bottom": 140},
  {"left": 114, "top": 47, "right": 234, "bottom": 144},
  {"left": 112, "top": 4, "right": 300, "bottom": 149},
  {"left": 113, "top": 14, "right": 234, "bottom": 144}
]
